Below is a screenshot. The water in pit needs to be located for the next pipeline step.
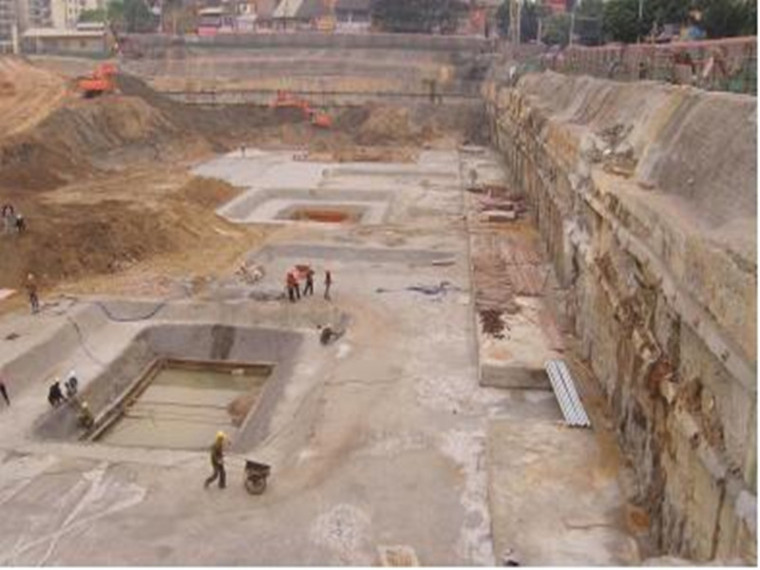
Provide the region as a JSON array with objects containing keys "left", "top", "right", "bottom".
[{"left": 98, "top": 362, "right": 271, "bottom": 450}]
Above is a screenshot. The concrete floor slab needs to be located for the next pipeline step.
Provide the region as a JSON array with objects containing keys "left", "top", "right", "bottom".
[
  {"left": 0, "top": 146, "right": 640, "bottom": 565},
  {"left": 487, "top": 419, "right": 639, "bottom": 566}
]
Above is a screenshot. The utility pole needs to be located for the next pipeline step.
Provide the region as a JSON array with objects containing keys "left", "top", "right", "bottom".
[
  {"left": 637, "top": 0, "right": 644, "bottom": 43},
  {"left": 569, "top": 8, "right": 575, "bottom": 46},
  {"left": 516, "top": 0, "right": 521, "bottom": 45},
  {"left": 510, "top": 0, "right": 521, "bottom": 46}
]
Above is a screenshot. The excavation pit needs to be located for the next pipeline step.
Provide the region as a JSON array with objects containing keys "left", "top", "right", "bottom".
[
  {"left": 280, "top": 205, "right": 366, "bottom": 224},
  {"left": 216, "top": 187, "right": 393, "bottom": 225},
  {"left": 33, "top": 324, "right": 305, "bottom": 452},
  {"left": 93, "top": 359, "right": 273, "bottom": 450}
]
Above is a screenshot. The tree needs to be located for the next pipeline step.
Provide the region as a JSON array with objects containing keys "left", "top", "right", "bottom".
[
  {"left": 696, "top": 0, "right": 757, "bottom": 38},
  {"left": 602, "top": 0, "right": 755, "bottom": 43},
  {"left": 106, "top": 0, "right": 156, "bottom": 33},
  {"left": 161, "top": 0, "right": 197, "bottom": 34},
  {"left": 370, "top": 0, "right": 467, "bottom": 34},
  {"left": 107, "top": 0, "right": 126, "bottom": 31},
  {"left": 496, "top": 0, "right": 543, "bottom": 42},
  {"left": 123, "top": 0, "right": 156, "bottom": 32},
  {"left": 574, "top": 0, "right": 604, "bottom": 45},
  {"left": 603, "top": 0, "right": 649, "bottom": 43},
  {"left": 543, "top": 12, "right": 572, "bottom": 45},
  {"left": 79, "top": 8, "right": 106, "bottom": 23},
  {"left": 650, "top": 0, "right": 691, "bottom": 25}
]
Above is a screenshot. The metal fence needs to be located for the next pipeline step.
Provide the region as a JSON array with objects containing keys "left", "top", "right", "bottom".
[{"left": 540, "top": 36, "right": 757, "bottom": 96}]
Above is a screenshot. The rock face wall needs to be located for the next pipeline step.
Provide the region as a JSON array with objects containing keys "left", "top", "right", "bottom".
[{"left": 484, "top": 71, "right": 757, "bottom": 563}]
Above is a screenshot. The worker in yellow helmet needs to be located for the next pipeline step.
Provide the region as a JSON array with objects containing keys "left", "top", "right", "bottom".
[
  {"left": 77, "top": 401, "right": 94, "bottom": 430},
  {"left": 204, "top": 431, "right": 228, "bottom": 490}
]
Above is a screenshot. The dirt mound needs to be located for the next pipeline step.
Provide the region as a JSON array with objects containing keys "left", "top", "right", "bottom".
[
  {"left": 116, "top": 74, "right": 300, "bottom": 149},
  {"left": 0, "top": 198, "right": 175, "bottom": 286},
  {"left": 0, "top": 72, "right": 311, "bottom": 193},
  {"left": 178, "top": 176, "right": 242, "bottom": 208},
  {"left": 356, "top": 105, "right": 419, "bottom": 145},
  {"left": 0, "top": 174, "right": 246, "bottom": 291},
  {"left": 0, "top": 62, "right": 484, "bottom": 298},
  {"left": 0, "top": 95, "right": 192, "bottom": 191},
  {"left": 0, "top": 57, "right": 67, "bottom": 139},
  {"left": 332, "top": 106, "right": 371, "bottom": 131}
]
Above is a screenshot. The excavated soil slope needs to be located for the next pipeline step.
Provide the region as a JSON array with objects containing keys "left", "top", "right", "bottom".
[
  {"left": 0, "top": 57, "right": 67, "bottom": 137},
  {"left": 0, "top": 60, "right": 483, "bottom": 296}
]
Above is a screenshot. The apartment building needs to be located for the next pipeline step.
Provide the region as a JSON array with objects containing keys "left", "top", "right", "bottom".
[
  {"left": 51, "top": 0, "right": 103, "bottom": 29},
  {"left": 0, "top": 0, "right": 18, "bottom": 52}
]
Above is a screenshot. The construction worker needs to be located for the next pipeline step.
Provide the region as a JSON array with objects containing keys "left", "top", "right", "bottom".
[
  {"left": 77, "top": 401, "right": 94, "bottom": 430},
  {"left": 0, "top": 375, "right": 9, "bottom": 406},
  {"left": 204, "top": 431, "right": 228, "bottom": 489},
  {"left": 324, "top": 269, "right": 332, "bottom": 301},
  {"left": 286, "top": 271, "right": 298, "bottom": 303},
  {"left": 47, "top": 380, "right": 64, "bottom": 407},
  {"left": 319, "top": 324, "right": 339, "bottom": 345},
  {"left": 2, "top": 204, "right": 14, "bottom": 234},
  {"left": 26, "top": 273, "right": 39, "bottom": 314},
  {"left": 65, "top": 370, "right": 79, "bottom": 399},
  {"left": 292, "top": 270, "right": 301, "bottom": 300},
  {"left": 303, "top": 267, "right": 314, "bottom": 296}
]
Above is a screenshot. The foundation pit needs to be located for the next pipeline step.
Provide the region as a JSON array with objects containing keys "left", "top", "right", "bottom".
[
  {"left": 93, "top": 359, "right": 273, "bottom": 450},
  {"left": 282, "top": 205, "right": 365, "bottom": 224}
]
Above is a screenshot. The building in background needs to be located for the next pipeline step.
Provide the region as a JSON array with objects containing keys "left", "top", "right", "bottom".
[
  {"left": 21, "top": 24, "right": 107, "bottom": 53},
  {"left": 52, "top": 0, "right": 104, "bottom": 29},
  {"left": 296, "top": 0, "right": 334, "bottom": 31},
  {"left": 0, "top": 0, "right": 18, "bottom": 52},
  {"left": 247, "top": 0, "right": 277, "bottom": 30},
  {"left": 26, "top": 0, "right": 53, "bottom": 27},
  {"left": 1, "top": 0, "right": 54, "bottom": 51},
  {"left": 334, "top": 0, "right": 369, "bottom": 32},
  {"left": 546, "top": 0, "right": 567, "bottom": 14}
]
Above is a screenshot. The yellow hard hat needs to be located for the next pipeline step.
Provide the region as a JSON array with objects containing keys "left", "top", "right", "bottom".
[{"left": 216, "top": 431, "right": 226, "bottom": 441}]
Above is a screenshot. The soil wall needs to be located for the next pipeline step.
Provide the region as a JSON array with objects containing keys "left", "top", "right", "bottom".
[{"left": 484, "top": 71, "right": 757, "bottom": 563}]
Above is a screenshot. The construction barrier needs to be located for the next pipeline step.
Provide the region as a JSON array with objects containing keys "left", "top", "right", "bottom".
[{"left": 540, "top": 36, "right": 757, "bottom": 95}]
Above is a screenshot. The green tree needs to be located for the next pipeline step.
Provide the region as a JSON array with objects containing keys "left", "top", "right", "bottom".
[
  {"left": 370, "top": 0, "right": 467, "bottom": 33},
  {"left": 574, "top": 0, "right": 605, "bottom": 45},
  {"left": 124, "top": 0, "right": 156, "bottom": 32},
  {"left": 696, "top": 0, "right": 757, "bottom": 38},
  {"left": 603, "top": 0, "right": 649, "bottom": 42},
  {"left": 106, "top": 0, "right": 126, "bottom": 31},
  {"left": 602, "top": 0, "right": 755, "bottom": 43},
  {"left": 79, "top": 8, "right": 106, "bottom": 22},
  {"left": 543, "top": 12, "right": 572, "bottom": 45},
  {"left": 650, "top": 0, "right": 691, "bottom": 24}
]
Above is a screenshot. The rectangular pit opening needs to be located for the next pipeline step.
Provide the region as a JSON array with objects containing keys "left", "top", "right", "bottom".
[
  {"left": 278, "top": 204, "right": 367, "bottom": 223},
  {"left": 92, "top": 358, "right": 273, "bottom": 450}
]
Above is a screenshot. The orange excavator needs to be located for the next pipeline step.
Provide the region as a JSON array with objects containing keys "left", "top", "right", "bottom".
[
  {"left": 270, "top": 90, "right": 332, "bottom": 129},
  {"left": 77, "top": 63, "right": 118, "bottom": 98}
]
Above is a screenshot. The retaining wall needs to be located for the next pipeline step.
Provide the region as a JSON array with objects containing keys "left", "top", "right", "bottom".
[
  {"left": 484, "top": 71, "right": 757, "bottom": 563},
  {"left": 125, "top": 32, "right": 488, "bottom": 54}
]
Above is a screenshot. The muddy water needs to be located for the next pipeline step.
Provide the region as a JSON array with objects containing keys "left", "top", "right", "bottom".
[
  {"left": 99, "top": 366, "right": 270, "bottom": 450},
  {"left": 152, "top": 367, "right": 268, "bottom": 392}
]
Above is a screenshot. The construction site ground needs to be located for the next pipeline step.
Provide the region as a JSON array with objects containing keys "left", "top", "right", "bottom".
[{"left": 0, "top": 58, "right": 643, "bottom": 565}]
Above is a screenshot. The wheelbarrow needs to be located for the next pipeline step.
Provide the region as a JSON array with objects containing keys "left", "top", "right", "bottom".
[{"left": 244, "top": 459, "right": 271, "bottom": 495}]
